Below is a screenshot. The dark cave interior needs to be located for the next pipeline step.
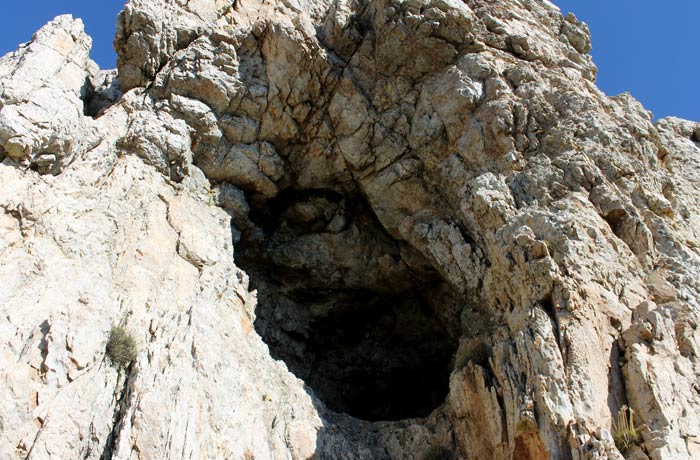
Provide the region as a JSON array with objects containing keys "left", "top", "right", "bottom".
[{"left": 236, "top": 187, "right": 460, "bottom": 421}]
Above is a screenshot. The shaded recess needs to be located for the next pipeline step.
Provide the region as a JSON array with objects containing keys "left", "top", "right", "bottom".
[
  {"left": 236, "top": 187, "right": 460, "bottom": 421},
  {"left": 81, "top": 72, "right": 121, "bottom": 118}
]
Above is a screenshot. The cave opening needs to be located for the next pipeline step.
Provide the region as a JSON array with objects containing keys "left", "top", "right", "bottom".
[{"left": 236, "top": 187, "right": 460, "bottom": 421}]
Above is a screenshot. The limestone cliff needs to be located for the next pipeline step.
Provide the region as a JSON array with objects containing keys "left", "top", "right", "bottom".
[{"left": 1, "top": 1, "right": 698, "bottom": 459}]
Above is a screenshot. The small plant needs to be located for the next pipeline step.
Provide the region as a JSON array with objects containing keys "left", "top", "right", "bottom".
[
  {"left": 106, "top": 326, "right": 137, "bottom": 369},
  {"left": 421, "top": 444, "right": 451, "bottom": 460},
  {"left": 613, "top": 405, "right": 641, "bottom": 452},
  {"left": 205, "top": 188, "right": 217, "bottom": 207},
  {"left": 543, "top": 239, "right": 554, "bottom": 255}
]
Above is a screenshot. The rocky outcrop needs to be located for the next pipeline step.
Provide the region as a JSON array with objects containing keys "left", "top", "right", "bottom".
[{"left": 1, "top": 1, "right": 698, "bottom": 460}]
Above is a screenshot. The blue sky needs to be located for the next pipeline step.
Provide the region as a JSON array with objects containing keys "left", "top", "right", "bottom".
[
  {"left": 0, "top": 1, "right": 123, "bottom": 67},
  {"left": 0, "top": 1, "right": 698, "bottom": 121},
  {"left": 554, "top": 0, "right": 700, "bottom": 121}
]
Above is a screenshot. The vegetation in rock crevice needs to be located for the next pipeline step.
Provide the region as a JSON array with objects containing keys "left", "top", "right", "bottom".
[
  {"left": 613, "top": 405, "right": 642, "bottom": 453},
  {"left": 106, "top": 326, "right": 137, "bottom": 369}
]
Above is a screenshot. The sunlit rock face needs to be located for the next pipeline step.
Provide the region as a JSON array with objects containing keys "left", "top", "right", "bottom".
[{"left": 1, "top": 1, "right": 699, "bottom": 460}]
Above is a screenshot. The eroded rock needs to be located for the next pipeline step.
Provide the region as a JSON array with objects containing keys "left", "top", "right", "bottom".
[{"left": 1, "top": 1, "right": 699, "bottom": 459}]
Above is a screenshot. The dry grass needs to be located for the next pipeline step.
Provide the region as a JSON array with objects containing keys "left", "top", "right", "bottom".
[{"left": 613, "top": 405, "right": 641, "bottom": 452}]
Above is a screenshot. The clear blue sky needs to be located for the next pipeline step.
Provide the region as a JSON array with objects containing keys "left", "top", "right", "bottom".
[
  {"left": 553, "top": 0, "right": 699, "bottom": 121},
  {"left": 0, "top": 1, "right": 124, "bottom": 68},
  {"left": 0, "top": 1, "right": 698, "bottom": 121}
]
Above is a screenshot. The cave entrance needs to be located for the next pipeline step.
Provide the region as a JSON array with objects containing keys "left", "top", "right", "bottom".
[{"left": 236, "top": 188, "right": 459, "bottom": 421}]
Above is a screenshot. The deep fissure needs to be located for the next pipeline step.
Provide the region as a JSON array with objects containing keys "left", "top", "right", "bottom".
[{"left": 236, "top": 187, "right": 460, "bottom": 421}]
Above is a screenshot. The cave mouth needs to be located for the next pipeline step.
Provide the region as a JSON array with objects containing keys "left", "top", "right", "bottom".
[{"left": 236, "top": 187, "right": 460, "bottom": 421}]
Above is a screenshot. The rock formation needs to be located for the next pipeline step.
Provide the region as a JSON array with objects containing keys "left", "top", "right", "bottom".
[{"left": 1, "top": 1, "right": 698, "bottom": 459}]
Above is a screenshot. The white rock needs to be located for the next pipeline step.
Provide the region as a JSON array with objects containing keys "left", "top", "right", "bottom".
[{"left": 1, "top": 1, "right": 699, "bottom": 459}]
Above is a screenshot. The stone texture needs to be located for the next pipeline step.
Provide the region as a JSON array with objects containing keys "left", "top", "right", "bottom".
[
  {"left": 0, "top": 15, "right": 102, "bottom": 174},
  {"left": 1, "top": 1, "right": 699, "bottom": 460}
]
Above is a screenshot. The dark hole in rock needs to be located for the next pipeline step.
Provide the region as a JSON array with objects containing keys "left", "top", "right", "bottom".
[
  {"left": 236, "top": 188, "right": 459, "bottom": 421},
  {"left": 603, "top": 208, "right": 627, "bottom": 238},
  {"left": 29, "top": 152, "right": 61, "bottom": 175},
  {"left": 81, "top": 72, "right": 122, "bottom": 118},
  {"left": 539, "top": 293, "right": 560, "bottom": 344}
]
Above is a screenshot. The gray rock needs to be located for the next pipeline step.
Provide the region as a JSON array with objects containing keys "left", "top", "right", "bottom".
[
  {"left": 0, "top": 15, "right": 100, "bottom": 173},
  {"left": 1, "top": 1, "right": 699, "bottom": 460}
]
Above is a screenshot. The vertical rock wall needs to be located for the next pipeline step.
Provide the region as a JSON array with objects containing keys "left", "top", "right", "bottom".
[{"left": 0, "top": 1, "right": 698, "bottom": 459}]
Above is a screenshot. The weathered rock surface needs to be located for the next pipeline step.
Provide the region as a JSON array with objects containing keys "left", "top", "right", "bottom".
[{"left": 1, "top": 1, "right": 699, "bottom": 460}]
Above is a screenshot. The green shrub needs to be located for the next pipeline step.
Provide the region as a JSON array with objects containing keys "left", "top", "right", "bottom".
[
  {"left": 421, "top": 444, "right": 451, "bottom": 460},
  {"left": 613, "top": 405, "right": 641, "bottom": 452},
  {"left": 106, "top": 326, "right": 137, "bottom": 369}
]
